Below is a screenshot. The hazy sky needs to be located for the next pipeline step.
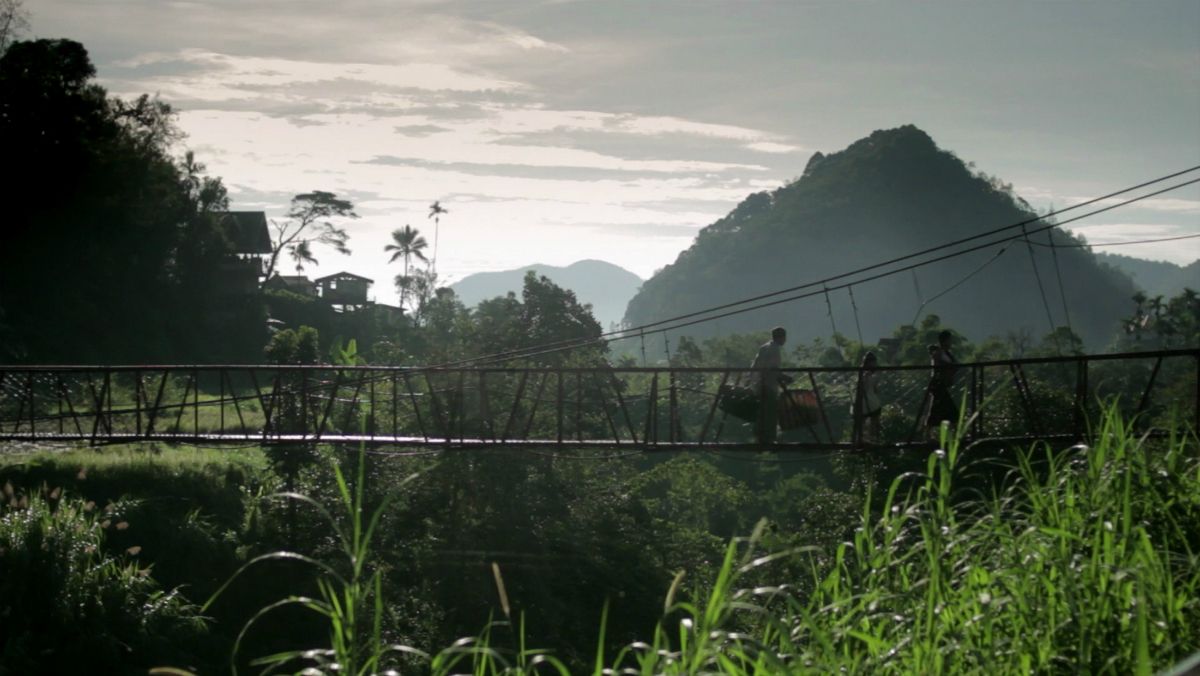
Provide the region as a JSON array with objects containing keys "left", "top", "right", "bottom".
[{"left": 30, "top": 1, "right": 1200, "bottom": 305}]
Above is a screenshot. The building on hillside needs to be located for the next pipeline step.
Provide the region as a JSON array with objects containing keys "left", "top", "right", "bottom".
[
  {"left": 371, "top": 302, "right": 405, "bottom": 328},
  {"left": 216, "top": 211, "right": 272, "bottom": 295},
  {"left": 315, "top": 272, "right": 373, "bottom": 311},
  {"left": 264, "top": 274, "right": 318, "bottom": 297}
]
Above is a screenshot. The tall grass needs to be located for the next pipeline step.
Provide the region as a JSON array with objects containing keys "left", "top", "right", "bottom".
[
  {"left": 204, "top": 444, "right": 424, "bottom": 675},
  {"left": 586, "top": 402, "right": 1200, "bottom": 674},
  {"left": 207, "top": 403, "right": 1199, "bottom": 674}
]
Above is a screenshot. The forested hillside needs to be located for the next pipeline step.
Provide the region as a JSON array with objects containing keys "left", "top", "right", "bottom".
[
  {"left": 1098, "top": 253, "right": 1199, "bottom": 299},
  {"left": 624, "top": 125, "right": 1138, "bottom": 350}
]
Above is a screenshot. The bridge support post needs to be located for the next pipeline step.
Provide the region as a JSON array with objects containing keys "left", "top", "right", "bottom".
[
  {"left": 556, "top": 371, "right": 564, "bottom": 447},
  {"left": 644, "top": 373, "right": 658, "bottom": 448},
  {"left": 851, "top": 368, "right": 864, "bottom": 449}
]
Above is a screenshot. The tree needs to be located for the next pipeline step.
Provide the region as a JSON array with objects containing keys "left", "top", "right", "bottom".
[
  {"left": 384, "top": 224, "right": 428, "bottom": 311},
  {"left": 263, "top": 191, "right": 357, "bottom": 281},
  {"left": 1123, "top": 288, "right": 1200, "bottom": 349},
  {"left": 518, "top": 272, "right": 606, "bottom": 366},
  {"left": 0, "top": 39, "right": 249, "bottom": 363},
  {"left": 427, "top": 200, "right": 448, "bottom": 275},
  {"left": 0, "top": 0, "right": 29, "bottom": 54},
  {"left": 407, "top": 267, "right": 439, "bottom": 320}
]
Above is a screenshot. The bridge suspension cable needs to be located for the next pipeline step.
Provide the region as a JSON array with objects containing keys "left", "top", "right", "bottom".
[
  {"left": 440, "top": 173, "right": 1200, "bottom": 369},
  {"left": 1025, "top": 232, "right": 1200, "bottom": 249},
  {"left": 911, "top": 245, "right": 1010, "bottom": 327},
  {"left": 1022, "top": 223, "right": 1063, "bottom": 355},
  {"left": 609, "top": 166, "right": 1200, "bottom": 339},
  {"left": 1046, "top": 228, "right": 1075, "bottom": 341}
]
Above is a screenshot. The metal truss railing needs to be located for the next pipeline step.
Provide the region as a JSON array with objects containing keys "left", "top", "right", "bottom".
[{"left": 0, "top": 349, "right": 1195, "bottom": 450}]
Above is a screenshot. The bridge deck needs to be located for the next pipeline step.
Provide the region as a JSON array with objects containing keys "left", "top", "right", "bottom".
[{"left": 0, "top": 349, "right": 1195, "bottom": 450}]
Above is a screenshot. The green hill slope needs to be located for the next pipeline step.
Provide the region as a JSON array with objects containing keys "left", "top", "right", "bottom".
[
  {"left": 624, "top": 125, "right": 1137, "bottom": 350},
  {"left": 1096, "top": 253, "right": 1198, "bottom": 299}
]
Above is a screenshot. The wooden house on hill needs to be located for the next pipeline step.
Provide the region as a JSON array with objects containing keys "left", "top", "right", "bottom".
[
  {"left": 370, "top": 302, "right": 405, "bottom": 328},
  {"left": 216, "top": 211, "right": 271, "bottom": 295},
  {"left": 315, "top": 272, "right": 373, "bottom": 310},
  {"left": 264, "top": 274, "right": 318, "bottom": 297}
]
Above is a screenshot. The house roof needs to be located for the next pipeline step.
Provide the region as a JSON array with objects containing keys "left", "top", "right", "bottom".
[
  {"left": 221, "top": 212, "right": 272, "bottom": 254},
  {"left": 314, "top": 272, "right": 374, "bottom": 284}
]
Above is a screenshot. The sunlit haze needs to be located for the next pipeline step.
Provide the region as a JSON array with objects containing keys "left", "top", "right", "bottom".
[{"left": 33, "top": 1, "right": 1200, "bottom": 304}]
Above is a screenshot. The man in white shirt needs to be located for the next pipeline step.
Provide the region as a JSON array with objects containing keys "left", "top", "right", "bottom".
[{"left": 752, "top": 327, "right": 790, "bottom": 444}]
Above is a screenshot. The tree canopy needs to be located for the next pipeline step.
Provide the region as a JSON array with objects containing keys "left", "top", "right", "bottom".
[{"left": 0, "top": 39, "right": 256, "bottom": 362}]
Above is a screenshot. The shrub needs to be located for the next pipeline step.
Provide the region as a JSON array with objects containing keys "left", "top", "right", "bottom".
[{"left": 0, "top": 488, "right": 209, "bottom": 673}]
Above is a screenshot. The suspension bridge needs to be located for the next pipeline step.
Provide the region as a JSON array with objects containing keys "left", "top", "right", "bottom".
[{"left": 0, "top": 348, "right": 1194, "bottom": 451}]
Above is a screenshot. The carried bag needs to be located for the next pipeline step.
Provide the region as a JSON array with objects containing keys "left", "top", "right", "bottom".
[
  {"left": 717, "top": 384, "right": 759, "bottom": 422},
  {"left": 779, "top": 389, "right": 821, "bottom": 429}
]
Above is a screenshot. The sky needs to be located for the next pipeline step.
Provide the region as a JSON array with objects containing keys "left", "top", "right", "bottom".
[{"left": 28, "top": 0, "right": 1200, "bottom": 306}]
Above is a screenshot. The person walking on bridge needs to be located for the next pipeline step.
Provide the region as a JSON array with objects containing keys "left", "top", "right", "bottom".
[
  {"left": 854, "top": 351, "right": 883, "bottom": 445},
  {"left": 924, "top": 330, "right": 959, "bottom": 436},
  {"left": 752, "top": 326, "right": 792, "bottom": 445}
]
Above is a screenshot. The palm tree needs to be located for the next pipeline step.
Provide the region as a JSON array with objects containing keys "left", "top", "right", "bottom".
[
  {"left": 384, "top": 225, "right": 428, "bottom": 311},
  {"left": 428, "top": 200, "right": 448, "bottom": 275}
]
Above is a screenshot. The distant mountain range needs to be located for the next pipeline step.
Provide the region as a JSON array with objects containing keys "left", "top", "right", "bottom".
[
  {"left": 450, "top": 260, "right": 642, "bottom": 329},
  {"left": 1096, "top": 253, "right": 1198, "bottom": 299},
  {"left": 624, "top": 125, "right": 1144, "bottom": 349}
]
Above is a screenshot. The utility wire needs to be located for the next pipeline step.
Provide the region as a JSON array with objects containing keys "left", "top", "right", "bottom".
[
  {"left": 848, "top": 286, "right": 865, "bottom": 345},
  {"left": 452, "top": 176, "right": 1200, "bottom": 368},
  {"left": 1025, "top": 232, "right": 1200, "bottom": 248},
  {"left": 417, "top": 169, "right": 1200, "bottom": 371},
  {"left": 605, "top": 165, "right": 1200, "bottom": 340},
  {"left": 10, "top": 178, "right": 1191, "bottom": 429},
  {"left": 911, "top": 245, "right": 1010, "bottom": 326},
  {"left": 1022, "top": 224, "right": 1062, "bottom": 355},
  {"left": 1046, "top": 228, "right": 1075, "bottom": 339},
  {"left": 366, "top": 168, "right": 1200, "bottom": 375},
  {"left": 823, "top": 285, "right": 838, "bottom": 337}
]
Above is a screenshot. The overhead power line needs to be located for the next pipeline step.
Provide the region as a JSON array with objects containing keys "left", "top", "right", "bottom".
[
  {"left": 1026, "top": 232, "right": 1200, "bottom": 248},
  {"left": 445, "top": 174, "right": 1200, "bottom": 368},
  {"left": 1022, "top": 224, "right": 1063, "bottom": 354},
  {"left": 341, "top": 168, "right": 1199, "bottom": 377},
  {"left": 599, "top": 164, "right": 1200, "bottom": 338},
  {"left": 1045, "top": 228, "right": 1074, "bottom": 340},
  {"left": 911, "top": 245, "right": 1010, "bottom": 326}
]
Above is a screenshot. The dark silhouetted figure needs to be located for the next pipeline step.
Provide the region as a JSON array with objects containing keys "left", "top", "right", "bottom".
[
  {"left": 924, "top": 330, "right": 958, "bottom": 436},
  {"left": 854, "top": 351, "right": 883, "bottom": 444},
  {"left": 752, "top": 326, "right": 791, "bottom": 444}
]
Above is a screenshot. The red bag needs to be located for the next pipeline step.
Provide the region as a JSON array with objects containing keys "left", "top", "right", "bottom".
[{"left": 779, "top": 389, "right": 820, "bottom": 429}]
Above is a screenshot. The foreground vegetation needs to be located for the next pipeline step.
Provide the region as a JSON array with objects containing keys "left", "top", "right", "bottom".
[{"left": 1, "top": 405, "right": 1196, "bottom": 673}]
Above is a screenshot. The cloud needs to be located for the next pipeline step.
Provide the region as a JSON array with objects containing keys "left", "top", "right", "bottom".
[
  {"left": 1065, "top": 223, "right": 1200, "bottom": 265},
  {"left": 394, "top": 123, "right": 453, "bottom": 137},
  {"left": 1067, "top": 223, "right": 1193, "bottom": 241},
  {"left": 1075, "top": 196, "right": 1200, "bottom": 215},
  {"left": 83, "top": 20, "right": 803, "bottom": 296},
  {"left": 359, "top": 153, "right": 764, "bottom": 176},
  {"left": 745, "top": 141, "right": 802, "bottom": 154},
  {"left": 108, "top": 49, "right": 521, "bottom": 95}
]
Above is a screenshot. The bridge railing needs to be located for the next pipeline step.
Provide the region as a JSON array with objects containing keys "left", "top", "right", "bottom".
[{"left": 0, "top": 349, "right": 1195, "bottom": 448}]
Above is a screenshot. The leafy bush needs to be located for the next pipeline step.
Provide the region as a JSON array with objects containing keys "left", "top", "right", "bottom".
[{"left": 0, "top": 489, "right": 209, "bottom": 673}]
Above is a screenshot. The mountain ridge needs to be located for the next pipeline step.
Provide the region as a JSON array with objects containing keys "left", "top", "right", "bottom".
[
  {"left": 1096, "top": 253, "right": 1198, "bottom": 299},
  {"left": 624, "top": 124, "right": 1139, "bottom": 349},
  {"left": 451, "top": 259, "right": 642, "bottom": 329}
]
